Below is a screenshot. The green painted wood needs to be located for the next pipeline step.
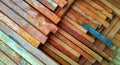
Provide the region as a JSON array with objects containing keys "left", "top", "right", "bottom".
[
  {"left": 0, "top": 41, "right": 30, "bottom": 65},
  {"left": 0, "top": 31, "right": 44, "bottom": 65},
  {"left": 0, "top": 21, "right": 59, "bottom": 65},
  {"left": 0, "top": 51, "right": 17, "bottom": 65},
  {"left": 0, "top": 60, "right": 5, "bottom": 65}
]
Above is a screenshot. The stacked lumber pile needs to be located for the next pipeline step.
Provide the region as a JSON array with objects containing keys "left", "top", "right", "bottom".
[{"left": 0, "top": 0, "right": 120, "bottom": 65}]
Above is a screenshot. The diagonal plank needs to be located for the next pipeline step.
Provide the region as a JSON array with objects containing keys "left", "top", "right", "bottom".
[
  {"left": 0, "top": 2, "right": 47, "bottom": 44},
  {"left": 24, "top": 0, "right": 60, "bottom": 24},
  {"left": 0, "top": 12, "right": 40, "bottom": 47},
  {"left": 0, "top": 50, "right": 17, "bottom": 65},
  {"left": 53, "top": 0, "right": 67, "bottom": 8},
  {"left": 0, "top": 31, "right": 44, "bottom": 65},
  {"left": 0, "top": 21, "right": 59, "bottom": 65}
]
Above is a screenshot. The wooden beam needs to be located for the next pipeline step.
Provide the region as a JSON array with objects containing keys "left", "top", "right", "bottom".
[
  {"left": 0, "top": 41, "right": 30, "bottom": 65},
  {"left": 38, "top": 0, "right": 57, "bottom": 11},
  {"left": 100, "top": 0, "right": 120, "bottom": 17},
  {"left": 85, "top": 0, "right": 113, "bottom": 19},
  {"left": 44, "top": 43, "right": 79, "bottom": 65},
  {"left": 0, "top": 60, "right": 4, "bottom": 65},
  {"left": 24, "top": 0, "right": 60, "bottom": 24},
  {"left": 0, "top": 31, "right": 44, "bottom": 65},
  {"left": 11, "top": 0, "right": 58, "bottom": 34},
  {"left": 40, "top": 45, "right": 70, "bottom": 65},
  {"left": 75, "top": 0, "right": 110, "bottom": 28},
  {"left": 112, "top": 38, "right": 120, "bottom": 48},
  {"left": 0, "top": 12, "right": 40, "bottom": 47},
  {"left": 53, "top": 0, "right": 67, "bottom": 8},
  {"left": 0, "top": 21, "right": 59, "bottom": 65},
  {"left": 0, "top": 50, "right": 17, "bottom": 65},
  {"left": 0, "top": 2, "right": 47, "bottom": 44}
]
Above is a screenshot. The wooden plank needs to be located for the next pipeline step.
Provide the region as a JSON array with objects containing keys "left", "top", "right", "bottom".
[
  {"left": 44, "top": 43, "right": 79, "bottom": 65},
  {"left": 100, "top": 59, "right": 110, "bottom": 65},
  {"left": 78, "top": 56, "right": 87, "bottom": 65},
  {"left": 2, "top": 0, "right": 51, "bottom": 35},
  {"left": 112, "top": 38, "right": 120, "bottom": 48},
  {"left": 64, "top": 15, "right": 87, "bottom": 33},
  {"left": 85, "top": 0, "right": 113, "bottom": 19},
  {"left": 0, "top": 31, "right": 44, "bottom": 65},
  {"left": 84, "top": 60, "right": 93, "bottom": 65},
  {"left": 61, "top": 19, "right": 95, "bottom": 43},
  {"left": 11, "top": 0, "right": 58, "bottom": 34},
  {"left": 48, "top": 38, "right": 79, "bottom": 62},
  {"left": 57, "top": 28, "right": 102, "bottom": 62},
  {"left": 40, "top": 45, "right": 70, "bottom": 65},
  {"left": 38, "top": 0, "right": 57, "bottom": 11},
  {"left": 72, "top": 5, "right": 101, "bottom": 29},
  {"left": 0, "top": 41, "right": 30, "bottom": 65},
  {"left": 74, "top": 0, "right": 110, "bottom": 28},
  {"left": 24, "top": 0, "right": 60, "bottom": 24},
  {"left": 79, "top": 0, "right": 107, "bottom": 20},
  {"left": 102, "top": 16, "right": 119, "bottom": 36},
  {"left": 114, "top": 33, "right": 120, "bottom": 42},
  {"left": 53, "top": 0, "right": 67, "bottom": 8},
  {"left": 0, "top": 50, "right": 17, "bottom": 65},
  {"left": 106, "top": 19, "right": 120, "bottom": 39},
  {"left": 54, "top": 32, "right": 97, "bottom": 63},
  {"left": 56, "top": 0, "right": 75, "bottom": 17},
  {"left": 0, "top": 21, "right": 59, "bottom": 65},
  {"left": 107, "top": 0, "right": 120, "bottom": 9},
  {"left": 0, "top": 2, "right": 48, "bottom": 44},
  {"left": 93, "top": 0, "right": 113, "bottom": 13},
  {"left": 83, "top": 24, "right": 114, "bottom": 48},
  {"left": 0, "top": 12, "right": 40, "bottom": 47},
  {"left": 100, "top": 0, "right": 120, "bottom": 17},
  {"left": 59, "top": 23, "right": 111, "bottom": 62},
  {"left": 50, "top": 35, "right": 80, "bottom": 58}
]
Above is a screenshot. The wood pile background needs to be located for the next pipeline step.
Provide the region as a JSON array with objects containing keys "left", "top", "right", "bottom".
[{"left": 0, "top": 0, "right": 120, "bottom": 65}]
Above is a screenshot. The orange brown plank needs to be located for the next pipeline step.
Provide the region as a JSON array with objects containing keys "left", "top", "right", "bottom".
[
  {"left": 53, "top": 0, "right": 67, "bottom": 8},
  {"left": 24, "top": 0, "right": 60, "bottom": 24}
]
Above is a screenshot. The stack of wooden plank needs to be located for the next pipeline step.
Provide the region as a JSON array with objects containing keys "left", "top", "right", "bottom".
[{"left": 0, "top": 0, "right": 120, "bottom": 65}]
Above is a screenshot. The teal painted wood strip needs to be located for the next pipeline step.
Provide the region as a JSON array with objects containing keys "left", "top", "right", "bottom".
[
  {"left": 0, "top": 41, "right": 30, "bottom": 65},
  {"left": 0, "top": 60, "right": 5, "bottom": 65},
  {"left": 83, "top": 24, "right": 114, "bottom": 48},
  {"left": 0, "top": 51, "right": 17, "bottom": 65},
  {"left": 0, "top": 21, "right": 59, "bottom": 65},
  {"left": 0, "top": 31, "right": 44, "bottom": 65}
]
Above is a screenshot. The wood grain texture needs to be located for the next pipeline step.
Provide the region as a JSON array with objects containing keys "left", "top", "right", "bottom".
[
  {"left": 56, "top": 0, "right": 75, "bottom": 17},
  {"left": 50, "top": 35, "right": 80, "bottom": 58},
  {"left": 44, "top": 43, "right": 79, "bottom": 65},
  {"left": 75, "top": 0, "right": 110, "bottom": 28},
  {"left": 79, "top": 0, "right": 107, "bottom": 20},
  {"left": 112, "top": 38, "right": 120, "bottom": 48},
  {"left": 57, "top": 28, "right": 102, "bottom": 62},
  {"left": 72, "top": 5, "right": 100, "bottom": 29},
  {"left": 0, "top": 12, "right": 40, "bottom": 47},
  {"left": 11, "top": 0, "right": 58, "bottom": 34},
  {"left": 93, "top": 0, "right": 113, "bottom": 13},
  {"left": 24, "top": 0, "right": 60, "bottom": 24},
  {"left": 64, "top": 15, "right": 87, "bottom": 33},
  {"left": 40, "top": 45, "right": 70, "bottom": 65},
  {"left": 0, "top": 2, "right": 47, "bottom": 44},
  {"left": 0, "top": 50, "right": 17, "bottom": 65},
  {"left": 100, "top": 0, "right": 120, "bottom": 17},
  {"left": 0, "top": 31, "right": 44, "bottom": 65},
  {"left": 53, "top": 0, "right": 67, "bottom": 8},
  {"left": 0, "top": 41, "right": 30, "bottom": 65},
  {"left": 48, "top": 38, "right": 79, "bottom": 62},
  {"left": 85, "top": 0, "right": 113, "bottom": 19},
  {"left": 54, "top": 32, "right": 97, "bottom": 63},
  {"left": 38, "top": 0, "right": 57, "bottom": 11},
  {"left": 0, "top": 21, "right": 59, "bottom": 65}
]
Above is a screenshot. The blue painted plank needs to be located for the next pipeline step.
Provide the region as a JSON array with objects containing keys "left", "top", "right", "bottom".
[
  {"left": 83, "top": 24, "right": 114, "bottom": 48},
  {"left": 0, "top": 21, "right": 59, "bottom": 65},
  {"left": 0, "top": 31, "right": 44, "bottom": 65}
]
